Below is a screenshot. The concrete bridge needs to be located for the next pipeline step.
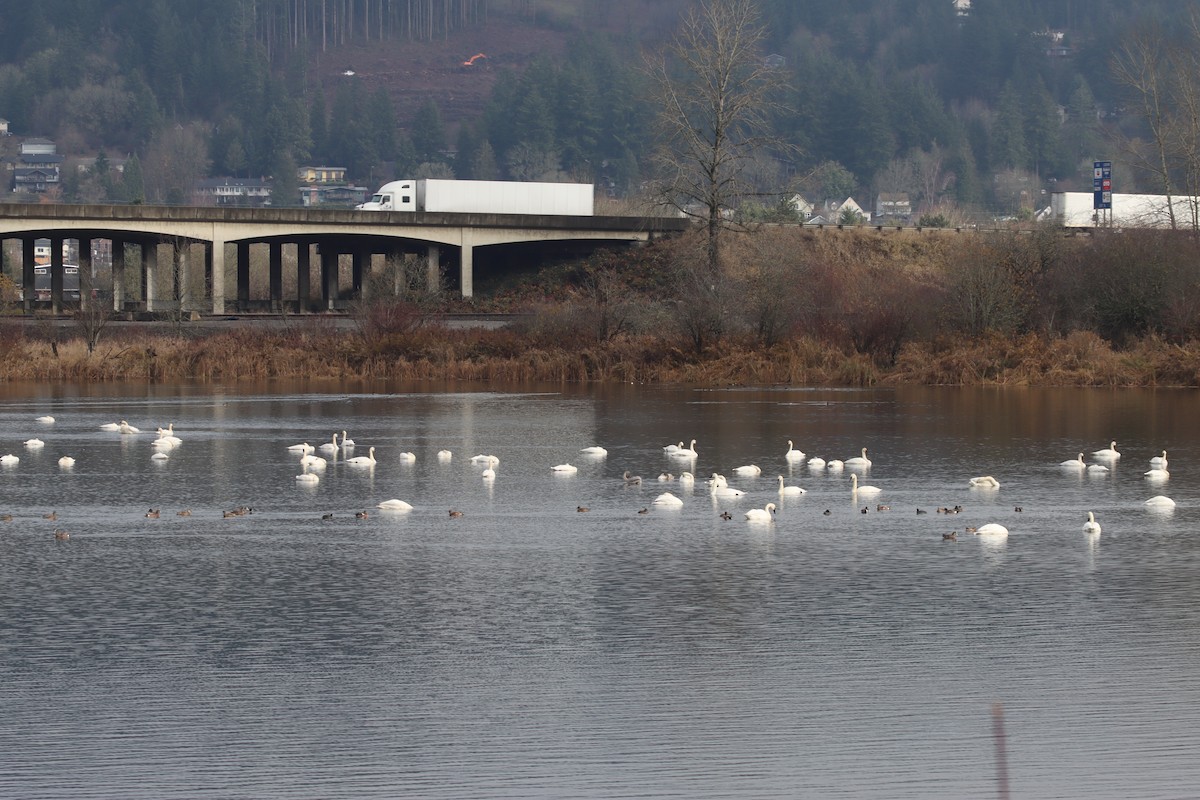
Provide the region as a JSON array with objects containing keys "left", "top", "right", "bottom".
[{"left": 0, "top": 203, "right": 688, "bottom": 315}]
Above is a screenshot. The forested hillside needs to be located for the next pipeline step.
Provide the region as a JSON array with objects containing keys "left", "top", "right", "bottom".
[{"left": 0, "top": 0, "right": 1193, "bottom": 213}]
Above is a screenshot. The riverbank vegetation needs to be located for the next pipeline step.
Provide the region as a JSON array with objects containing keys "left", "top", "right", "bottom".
[{"left": 4, "top": 227, "right": 1200, "bottom": 387}]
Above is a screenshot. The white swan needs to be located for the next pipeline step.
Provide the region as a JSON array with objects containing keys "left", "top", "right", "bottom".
[
  {"left": 1144, "top": 467, "right": 1170, "bottom": 481},
  {"left": 150, "top": 451, "right": 169, "bottom": 461},
  {"left": 300, "top": 453, "right": 327, "bottom": 470},
  {"left": 653, "top": 492, "right": 684, "bottom": 507},
  {"left": 1145, "top": 495, "right": 1176, "bottom": 507},
  {"left": 974, "top": 523, "right": 1009, "bottom": 537},
  {"left": 36, "top": 415, "right": 55, "bottom": 424},
  {"left": 663, "top": 441, "right": 684, "bottom": 453},
  {"left": 850, "top": 473, "right": 881, "bottom": 495},
  {"left": 785, "top": 440, "right": 806, "bottom": 462},
  {"left": 345, "top": 446, "right": 376, "bottom": 466},
  {"left": 437, "top": 449, "right": 453, "bottom": 460},
  {"left": 57, "top": 456, "right": 75, "bottom": 468},
  {"left": 118, "top": 420, "right": 140, "bottom": 434},
  {"left": 288, "top": 442, "right": 314, "bottom": 454},
  {"left": 826, "top": 459, "right": 844, "bottom": 472},
  {"left": 99, "top": 422, "right": 121, "bottom": 431},
  {"left": 471, "top": 454, "right": 499, "bottom": 465},
  {"left": 807, "top": 456, "right": 826, "bottom": 468},
  {"left": 296, "top": 462, "right": 319, "bottom": 483},
  {"left": 733, "top": 464, "right": 761, "bottom": 476},
  {"left": 340, "top": 431, "right": 355, "bottom": 448},
  {"left": 778, "top": 475, "right": 806, "bottom": 495},
  {"left": 671, "top": 439, "right": 698, "bottom": 458},
  {"left": 658, "top": 472, "right": 674, "bottom": 482},
  {"left": 845, "top": 448, "right": 872, "bottom": 467},
  {"left": 1083, "top": 511, "right": 1101, "bottom": 534},
  {"left": 24, "top": 438, "right": 44, "bottom": 449},
  {"left": 679, "top": 471, "right": 695, "bottom": 485},
  {"left": 1060, "top": 453, "right": 1086, "bottom": 468},
  {"left": 1093, "top": 441, "right": 1120, "bottom": 459},
  {"left": 378, "top": 499, "right": 414, "bottom": 511},
  {"left": 481, "top": 467, "right": 496, "bottom": 480},
  {"left": 969, "top": 476, "right": 1000, "bottom": 488},
  {"left": 319, "top": 433, "right": 340, "bottom": 453},
  {"left": 712, "top": 484, "right": 746, "bottom": 499},
  {"left": 580, "top": 446, "right": 608, "bottom": 456},
  {"left": 152, "top": 437, "right": 177, "bottom": 451},
  {"left": 745, "top": 502, "right": 777, "bottom": 522},
  {"left": 1086, "top": 463, "right": 1109, "bottom": 473},
  {"left": 623, "top": 470, "right": 642, "bottom": 485},
  {"left": 551, "top": 463, "right": 578, "bottom": 473},
  {"left": 1149, "top": 450, "right": 1168, "bottom": 468},
  {"left": 156, "top": 423, "right": 183, "bottom": 446},
  {"left": 397, "top": 451, "right": 416, "bottom": 462},
  {"left": 0, "top": 454, "right": 18, "bottom": 465}
]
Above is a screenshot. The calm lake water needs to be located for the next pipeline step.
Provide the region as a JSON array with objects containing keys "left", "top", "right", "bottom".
[{"left": 2, "top": 381, "right": 1199, "bottom": 799}]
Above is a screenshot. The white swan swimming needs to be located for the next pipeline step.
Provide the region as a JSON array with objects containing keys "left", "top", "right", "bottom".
[
  {"left": 1149, "top": 450, "right": 1168, "bottom": 468},
  {"left": 679, "top": 472, "right": 695, "bottom": 485},
  {"left": 152, "top": 436, "right": 177, "bottom": 451},
  {"left": 663, "top": 441, "right": 684, "bottom": 454},
  {"left": 580, "top": 446, "right": 608, "bottom": 456},
  {"left": 778, "top": 475, "right": 806, "bottom": 495},
  {"left": 99, "top": 422, "right": 121, "bottom": 431},
  {"left": 0, "top": 454, "right": 19, "bottom": 465},
  {"left": 1083, "top": 511, "right": 1101, "bottom": 534},
  {"left": 658, "top": 472, "right": 675, "bottom": 482},
  {"left": 1145, "top": 495, "right": 1176, "bottom": 507},
  {"left": 1060, "top": 453, "right": 1086, "bottom": 468},
  {"left": 300, "top": 453, "right": 327, "bottom": 470},
  {"left": 974, "top": 523, "right": 1009, "bottom": 537},
  {"left": 36, "top": 416, "right": 55, "bottom": 424},
  {"left": 850, "top": 473, "right": 881, "bottom": 495},
  {"left": 340, "top": 431, "right": 355, "bottom": 448},
  {"left": 150, "top": 451, "right": 169, "bottom": 461},
  {"left": 551, "top": 463, "right": 578, "bottom": 473},
  {"left": 58, "top": 456, "right": 75, "bottom": 468},
  {"left": 1086, "top": 463, "right": 1109, "bottom": 473},
  {"left": 1144, "top": 467, "right": 1170, "bottom": 481},
  {"left": 296, "top": 462, "right": 319, "bottom": 483},
  {"left": 1093, "top": 441, "right": 1120, "bottom": 459},
  {"left": 712, "top": 484, "right": 746, "bottom": 499},
  {"left": 345, "top": 446, "right": 376, "bottom": 466},
  {"left": 969, "top": 476, "right": 1000, "bottom": 488},
  {"left": 471, "top": 454, "right": 499, "bottom": 465},
  {"left": 785, "top": 440, "right": 805, "bottom": 462},
  {"left": 671, "top": 439, "right": 698, "bottom": 459},
  {"left": 319, "top": 433, "right": 340, "bottom": 454},
  {"left": 826, "top": 459, "right": 844, "bottom": 472},
  {"left": 733, "top": 464, "right": 762, "bottom": 476},
  {"left": 653, "top": 492, "right": 684, "bottom": 507},
  {"left": 118, "top": 420, "right": 140, "bottom": 434},
  {"left": 378, "top": 499, "right": 414, "bottom": 511},
  {"left": 623, "top": 470, "right": 642, "bottom": 485},
  {"left": 745, "top": 502, "right": 777, "bottom": 522},
  {"left": 437, "top": 449, "right": 453, "bottom": 460},
  {"left": 155, "top": 423, "right": 182, "bottom": 447},
  {"left": 397, "top": 451, "right": 417, "bottom": 462},
  {"left": 807, "top": 456, "right": 826, "bottom": 468},
  {"left": 845, "top": 448, "right": 872, "bottom": 467},
  {"left": 288, "top": 442, "right": 314, "bottom": 454},
  {"left": 24, "top": 438, "right": 44, "bottom": 449},
  {"left": 482, "top": 467, "right": 496, "bottom": 480}
]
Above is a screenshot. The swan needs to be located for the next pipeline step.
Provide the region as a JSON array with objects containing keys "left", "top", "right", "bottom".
[
  {"left": 663, "top": 441, "right": 684, "bottom": 454},
  {"left": 482, "top": 467, "right": 496, "bottom": 480},
  {"left": 1093, "top": 441, "right": 1120, "bottom": 459},
  {"left": 296, "top": 462, "right": 319, "bottom": 483},
  {"left": 679, "top": 472, "right": 695, "bottom": 485},
  {"left": 340, "top": 431, "right": 355, "bottom": 448},
  {"left": 345, "top": 446, "right": 376, "bottom": 466},
  {"left": 785, "top": 440, "right": 805, "bottom": 462},
  {"left": 1144, "top": 467, "right": 1170, "bottom": 481},
  {"left": 623, "top": 470, "right": 642, "bottom": 485},
  {"left": 807, "top": 456, "right": 826, "bottom": 468},
  {"left": 0, "top": 454, "right": 18, "bottom": 466},
  {"left": 1149, "top": 450, "right": 1168, "bottom": 468},
  {"left": 653, "top": 492, "right": 684, "bottom": 507},
  {"left": 658, "top": 472, "right": 675, "bottom": 482},
  {"left": 778, "top": 475, "right": 806, "bottom": 496},
  {"left": 1087, "top": 463, "right": 1109, "bottom": 473},
  {"left": 150, "top": 451, "right": 169, "bottom": 461},
  {"left": 437, "top": 449, "right": 453, "bottom": 460},
  {"left": 552, "top": 463, "right": 578, "bottom": 473},
  {"left": 733, "top": 465, "right": 762, "bottom": 476},
  {"left": 100, "top": 422, "right": 121, "bottom": 431},
  {"left": 850, "top": 473, "right": 881, "bottom": 495},
  {"left": 36, "top": 415, "right": 55, "bottom": 424},
  {"left": 398, "top": 451, "right": 417, "bottom": 462},
  {"left": 974, "top": 523, "right": 1009, "bottom": 537},
  {"left": 300, "top": 453, "right": 327, "bottom": 470},
  {"left": 845, "top": 448, "right": 872, "bottom": 467},
  {"left": 1060, "top": 453, "right": 1086, "bottom": 468},
  {"left": 580, "top": 446, "right": 608, "bottom": 456},
  {"left": 671, "top": 439, "right": 698, "bottom": 459},
  {"left": 1145, "top": 495, "right": 1176, "bottom": 507},
  {"left": 712, "top": 484, "right": 746, "bottom": 499},
  {"left": 152, "top": 437, "right": 177, "bottom": 451},
  {"left": 1083, "top": 511, "right": 1101, "bottom": 534},
  {"left": 156, "top": 423, "right": 182, "bottom": 447},
  {"left": 471, "top": 454, "right": 499, "bottom": 465},
  {"left": 24, "top": 438, "right": 44, "bottom": 449},
  {"left": 319, "top": 433, "right": 340, "bottom": 454},
  {"left": 969, "top": 476, "right": 1000, "bottom": 488},
  {"left": 118, "top": 420, "right": 140, "bottom": 434},
  {"left": 58, "top": 456, "right": 75, "bottom": 468},
  {"left": 827, "top": 460, "right": 844, "bottom": 472},
  {"left": 288, "top": 442, "right": 314, "bottom": 454},
  {"left": 745, "top": 502, "right": 777, "bottom": 522},
  {"left": 378, "top": 499, "right": 414, "bottom": 511}
]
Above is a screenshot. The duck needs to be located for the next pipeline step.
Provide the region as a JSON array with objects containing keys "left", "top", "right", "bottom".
[
  {"left": 1083, "top": 511, "right": 1101, "bottom": 534},
  {"left": 777, "top": 475, "right": 805, "bottom": 496},
  {"left": 733, "top": 464, "right": 762, "bottom": 476},
  {"left": 850, "top": 473, "right": 881, "bottom": 495},
  {"left": 916, "top": 508, "right": 927, "bottom": 514},
  {"left": 576, "top": 506, "right": 590, "bottom": 513},
  {"left": 145, "top": 508, "right": 160, "bottom": 518},
  {"left": 1060, "top": 453, "right": 1086, "bottom": 468},
  {"left": 580, "top": 446, "right": 608, "bottom": 457},
  {"left": 969, "top": 476, "right": 1000, "bottom": 488},
  {"left": 637, "top": 507, "right": 650, "bottom": 515},
  {"left": 551, "top": 463, "right": 578, "bottom": 473},
  {"left": 653, "top": 492, "right": 684, "bottom": 507},
  {"left": 177, "top": 509, "right": 192, "bottom": 517},
  {"left": 321, "top": 513, "right": 334, "bottom": 520},
  {"left": 43, "top": 511, "right": 57, "bottom": 520},
  {"left": 943, "top": 532, "right": 957, "bottom": 541},
  {"left": 1093, "top": 441, "right": 1121, "bottom": 459},
  {"left": 57, "top": 456, "right": 76, "bottom": 468},
  {"left": 377, "top": 499, "right": 414, "bottom": 511},
  {"left": 719, "top": 511, "right": 732, "bottom": 520},
  {"left": 876, "top": 504, "right": 890, "bottom": 511},
  {"left": 344, "top": 446, "right": 377, "bottom": 466},
  {"left": 354, "top": 510, "right": 369, "bottom": 519},
  {"left": 784, "top": 440, "right": 805, "bottom": 462},
  {"left": 823, "top": 509, "right": 831, "bottom": 516},
  {"left": 745, "top": 502, "right": 777, "bottom": 522},
  {"left": 448, "top": 510, "right": 464, "bottom": 518},
  {"left": 54, "top": 529, "right": 70, "bottom": 540},
  {"left": 0, "top": 514, "right": 12, "bottom": 522},
  {"left": 845, "top": 448, "right": 872, "bottom": 467},
  {"left": 622, "top": 470, "right": 642, "bottom": 485}
]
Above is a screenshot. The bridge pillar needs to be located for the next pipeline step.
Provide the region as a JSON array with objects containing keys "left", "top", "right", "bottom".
[
  {"left": 320, "top": 248, "right": 338, "bottom": 310},
  {"left": 208, "top": 239, "right": 224, "bottom": 315},
  {"left": 296, "top": 242, "right": 311, "bottom": 313},
  {"left": 112, "top": 240, "right": 125, "bottom": 312},
  {"left": 237, "top": 242, "right": 250, "bottom": 310},
  {"left": 21, "top": 238, "right": 35, "bottom": 313},
  {"left": 50, "top": 236, "right": 64, "bottom": 316},
  {"left": 173, "top": 242, "right": 189, "bottom": 312},
  {"left": 426, "top": 245, "right": 440, "bottom": 293},
  {"left": 352, "top": 251, "right": 368, "bottom": 301},
  {"left": 269, "top": 242, "right": 283, "bottom": 312},
  {"left": 78, "top": 238, "right": 92, "bottom": 312},
  {"left": 460, "top": 230, "right": 474, "bottom": 298},
  {"left": 143, "top": 240, "right": 158, "bottom": 312}
]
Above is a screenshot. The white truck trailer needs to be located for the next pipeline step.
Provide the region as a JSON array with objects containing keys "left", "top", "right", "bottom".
[
  {"left": 356, "top": 179, "right": 594, "bottom": 216},
  {"left": 1048, "top": 191, "right": 1200, "bottom": 228}
]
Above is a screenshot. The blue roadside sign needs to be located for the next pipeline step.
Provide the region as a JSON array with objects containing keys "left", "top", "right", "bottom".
[{"left": 1094, "top": 161, "right": 1112, "bottom": 210}]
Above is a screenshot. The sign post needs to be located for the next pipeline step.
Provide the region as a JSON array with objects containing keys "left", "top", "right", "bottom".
[{"left": 1093, "top": 160, "right": 1112, "bottom": 226}]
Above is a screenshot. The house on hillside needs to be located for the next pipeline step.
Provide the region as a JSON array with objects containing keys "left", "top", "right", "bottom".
[
  {"left": 298, "top": 165, "right": 347, "bottom": 184},
  {"left": 13, "top": 138, "right": 62, "bottom": 194},
  {"left": 785, "top": 193, "right": 813, "bottom": 218},
  {"left": 0, "top": 119, "right": 9, "bottom": 136},
  {"left": 875, "top": 192, "right": 912, "bottom": 223},
  {"left": 195, "top": 177, "right": 271, "bottom": 207}
]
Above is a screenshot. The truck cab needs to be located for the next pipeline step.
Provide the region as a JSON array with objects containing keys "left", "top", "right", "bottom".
[{"left": 355, "top": 180, "right": 416, "bottom": 211}]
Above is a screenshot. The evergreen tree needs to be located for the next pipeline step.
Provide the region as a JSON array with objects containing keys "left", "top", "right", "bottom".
[
  {"left": 122, "top": 154, "right": 146, "bottom": 204},
  {"left": 411, "top": 99, "right": 447, "bottom": 165},
  {"left": 991, "top": 81, "right": 1029, "bottom": 170},
  {"left": 309, "top": 88, "right": 329, "bottom": 163}
]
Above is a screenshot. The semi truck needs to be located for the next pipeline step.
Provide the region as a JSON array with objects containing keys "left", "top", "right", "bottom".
[{"left": 356, "top": 179, "right": 594, "bottom": 216}]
